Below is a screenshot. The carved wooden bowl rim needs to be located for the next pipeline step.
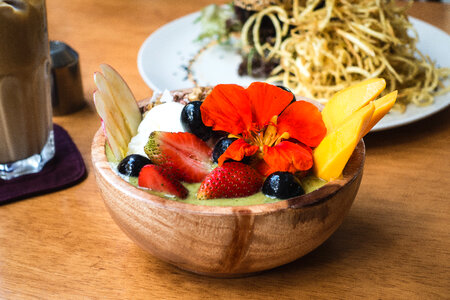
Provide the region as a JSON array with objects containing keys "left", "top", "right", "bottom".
[{"left": 91, "top": 91, "right": 365, "bottom": 216}]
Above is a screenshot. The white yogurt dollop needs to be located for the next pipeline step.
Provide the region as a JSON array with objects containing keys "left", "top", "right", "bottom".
[{"left": 127, "top": 98, "right": 186, "bottom": 157}]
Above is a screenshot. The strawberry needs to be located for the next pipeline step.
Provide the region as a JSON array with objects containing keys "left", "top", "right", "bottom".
[
  {"left": 197, "top": 162, "right": 263, "bottom": 200},
  {"left": 138, "top": 165, "right": 188, "bottom": 199},
  {"left": 144, "top": 132, "right": 213, "bottom": 183}
]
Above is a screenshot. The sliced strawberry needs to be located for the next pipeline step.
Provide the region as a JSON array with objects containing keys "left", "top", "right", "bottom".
[
  {"left": 144, "top": 132, "right": 213, "bottom": 183},
  {"left": 197, "top": 162, "right": 263, "bottom": 200},
  {"left": 138, "top": 165, "right": 188, "bottom": 199}
]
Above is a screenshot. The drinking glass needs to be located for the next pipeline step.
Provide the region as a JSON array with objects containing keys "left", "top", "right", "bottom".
[{"left": 0, "top": 0, "right": 55, "bottom": 180}]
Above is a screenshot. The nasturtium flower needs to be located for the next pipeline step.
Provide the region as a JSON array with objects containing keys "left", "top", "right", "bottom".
[{"left": 201, "top": 82, "right": 326, "bottom": 176}]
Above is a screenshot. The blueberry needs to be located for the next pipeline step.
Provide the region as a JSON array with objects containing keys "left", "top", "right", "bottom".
[
  {"left": 262, "top": 172, "right": 305, "bottom": 199},
  {"left": 118, "top": 154, "right": 152, "bottom": 177},
  {"left": 181, "top": 101, "right": 212, "bottom": 141},
  {"left": 212, "top": 137, "right": 237, "bottom": 163},
  {"left": 276, "top": 85, "right": 296, "bottom": 103}
]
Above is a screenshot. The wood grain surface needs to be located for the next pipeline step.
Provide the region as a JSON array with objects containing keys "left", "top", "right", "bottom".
[{"left": 1, "top": 0, "right": 449, "bottom": 298}]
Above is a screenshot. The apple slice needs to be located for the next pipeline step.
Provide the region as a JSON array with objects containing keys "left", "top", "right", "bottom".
[
  {"left": 100, "top": 64, "right": 141, "bottom": 136},
  {"left": 93, "top": 65, "right": 143, "bottom": 161},
  {"left": 93, "top": 90, "right": 128, "bottom": 160},
  {"left": 102, "top": 122, "right": 125, "bottom": 161},
  {"left": 321, "top": 78, "right": 386, "bottom": 132},
  {"left": 94, "top": 71, "right": 133, "bottom": 140},
  {"left": 362, "top": 91, "right": 398, "bottom": 136},
  {"left": 313, "top": 102, "right": 375, "bottom": 181}
]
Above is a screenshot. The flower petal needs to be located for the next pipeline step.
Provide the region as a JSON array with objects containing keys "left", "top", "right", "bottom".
[
  {"left": 262, "top": 141, "right": 313, "bottom": 175},
  {"left": 201, "top": 84, "right": 252, "bottom": 135},
  {"left": 277, "top": 101, "right": 326, "bottom": 147},
  {"left": 218, "top": 138, "right": 259, "bottom": 166},
  {"left": 254, "top": 159, "right": 272, "bottom": 176},
  {"left": 246, "top": 82, "right": 293, "bottom": 128}
]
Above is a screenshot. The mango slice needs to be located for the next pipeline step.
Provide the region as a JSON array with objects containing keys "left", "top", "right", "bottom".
[
  {"left": 321, "top": 78, "right": 386, "bottom": 132},
  {"left": 313, "top": 102, "right": 375, "bottom": 181},
  {"left": 362, "top": 91, "right": 398, "bottom": 136}
]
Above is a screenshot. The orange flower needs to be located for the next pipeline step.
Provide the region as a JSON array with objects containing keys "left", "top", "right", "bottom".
[{"left": 201, "top": 82, "right": 326, "bottom": 176}]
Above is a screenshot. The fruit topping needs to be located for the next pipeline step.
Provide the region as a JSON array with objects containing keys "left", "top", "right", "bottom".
[
  {"left": 144, "top": 132, "right": 213, "bottom": 183},
  {"left": 138, "top": 165, "right": 188, "bottom": 199},
  {"left": 362, "top": 90, "right": 398, "bottom": 136},
  {"left": 117, "top": 154, "right": 152, "bottom": 177},
  {"left": 212, "top": 137, "right": 237, "bottom": 163},
  {"left": 93, "top": 64, "right": 142, "bottom": 161},
  {"left": 321, "top": 78, "right": 386, "bottom": 132},
  {"left": 197, "top": 162, "right": 263, "bottom": 200},
  {"left": 262, "top": 172, "right": 305, "bottom": 199},
  {"left": 181, "top": 101, "right": 212, "bottom": 141},
  {"left": 313, "top": 102, "right": 375, "bottom": 181},
  {"left": 94, "top": 90, "right": 128, "bottom": 160},
  {"left": 313, "top": 78, "right": 397, "bottom": 181},
  {"left": 92, "top": 65, "right": 397, "bottom": 202},
  {"left": 99, "top": 64, "right": 142, "bottom": 135}
]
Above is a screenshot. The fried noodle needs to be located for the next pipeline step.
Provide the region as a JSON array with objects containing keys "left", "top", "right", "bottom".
[{"left": 239, "top": 0, "right": 449, "bottom": 111}]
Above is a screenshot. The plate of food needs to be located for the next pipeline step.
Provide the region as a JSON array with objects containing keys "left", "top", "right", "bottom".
[{"left": 138, "top": 1, "right": 449, "bottom": 131}]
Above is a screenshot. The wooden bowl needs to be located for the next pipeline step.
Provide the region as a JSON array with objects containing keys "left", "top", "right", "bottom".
[{"left": 91, "top": 108, "right": 365, "bottom": 278}]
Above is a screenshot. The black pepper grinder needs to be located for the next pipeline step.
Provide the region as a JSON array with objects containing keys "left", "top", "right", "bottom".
[{"left": 50, "top": 40, "right": 85, "bottom": 115}]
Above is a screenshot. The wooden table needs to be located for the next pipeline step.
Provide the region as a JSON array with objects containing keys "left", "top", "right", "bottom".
[{"left": 1, "top": 1, "right": 449, "bottom": 298}]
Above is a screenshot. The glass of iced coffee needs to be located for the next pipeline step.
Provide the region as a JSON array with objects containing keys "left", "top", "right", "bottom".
[{"left": 0, "top": 0, "right": 55, "bottom": 180}]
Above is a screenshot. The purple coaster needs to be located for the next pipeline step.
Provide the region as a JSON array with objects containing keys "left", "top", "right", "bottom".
[{"left": 0, "top": 124, "right": 86, "bottom": 204}]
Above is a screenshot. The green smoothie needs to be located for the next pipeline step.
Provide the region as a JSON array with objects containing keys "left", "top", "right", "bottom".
[{"left": 107, "top": 144, "right": 326, "bottom": 206}]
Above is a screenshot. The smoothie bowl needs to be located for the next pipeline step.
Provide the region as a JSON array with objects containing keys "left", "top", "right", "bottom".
[{"left": 91, "top": 65, "right": 395, "bottom": 277}]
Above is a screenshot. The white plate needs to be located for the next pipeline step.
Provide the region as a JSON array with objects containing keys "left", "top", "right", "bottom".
[{"left": 138, "top": 12, "right": 450, "bottom": 132}]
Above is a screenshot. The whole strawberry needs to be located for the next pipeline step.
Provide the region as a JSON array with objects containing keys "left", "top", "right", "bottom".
[{"left": 197, "top": 162, "right": 263, "bottom": 200}]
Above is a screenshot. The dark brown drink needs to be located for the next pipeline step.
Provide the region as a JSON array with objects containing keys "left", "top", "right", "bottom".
[{"left": 0, "top": 0, "right": 55, "bottom": 180}]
